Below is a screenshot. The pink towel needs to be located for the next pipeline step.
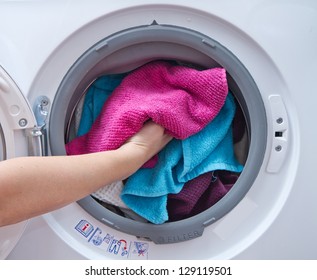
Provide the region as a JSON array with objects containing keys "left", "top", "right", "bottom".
[{"left": 66, "top": 61, "right": 228, "bottom": 157}]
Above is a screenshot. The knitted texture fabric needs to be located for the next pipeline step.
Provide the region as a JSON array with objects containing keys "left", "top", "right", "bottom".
[
  {"left": 65, "top": 61, "right": 228, "bottom": 156},
  {"left": 121, "top": 94, "right": 243, "bottom": 224},
  {"left": 91, "top": 181, "right": 127, "bottom": 209}
]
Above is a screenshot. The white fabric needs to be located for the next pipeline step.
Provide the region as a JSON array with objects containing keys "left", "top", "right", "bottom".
[{"left": 91, "top": 181, "right": 128, "bottom": 208}]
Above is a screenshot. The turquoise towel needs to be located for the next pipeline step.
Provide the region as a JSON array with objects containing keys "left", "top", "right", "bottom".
[
  {"left": 121, "top": 93, "right": 243, "bottom": 224},
  {"left": 77, "top": 74, "right": 126, "bottom": 136}
]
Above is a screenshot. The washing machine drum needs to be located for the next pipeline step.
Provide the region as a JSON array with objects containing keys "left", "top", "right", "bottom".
[{"left": 49, "top": 23, "right": 267, "bottom": 244}]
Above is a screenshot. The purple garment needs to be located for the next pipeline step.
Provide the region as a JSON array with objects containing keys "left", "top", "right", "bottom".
[{"left": 167, "top": 170, "right": 239, "bottom": 222}]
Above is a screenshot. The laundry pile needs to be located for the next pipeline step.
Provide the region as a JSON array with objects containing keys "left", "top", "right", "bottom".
[{"left": 66, "top": 60, "right": 245, "bottom": 224}]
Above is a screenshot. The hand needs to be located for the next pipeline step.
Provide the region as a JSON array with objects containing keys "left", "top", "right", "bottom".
[{"left": 120, "top": 121, "right": 173, "bottom": 162}]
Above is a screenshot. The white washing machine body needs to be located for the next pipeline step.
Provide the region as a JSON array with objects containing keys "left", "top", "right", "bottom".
[{"left": 0, "top": 0, "right": 316, "bottom": 260}]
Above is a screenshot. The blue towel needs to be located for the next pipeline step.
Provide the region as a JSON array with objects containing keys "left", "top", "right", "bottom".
[
  {"left": 77, "top": 74, "right": 126, "bottom": 136},
  {"left": 121, "top": 93, "right": 243, "bottom": 224}
]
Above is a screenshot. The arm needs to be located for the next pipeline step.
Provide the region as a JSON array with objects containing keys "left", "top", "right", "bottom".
[{"left": 0, "top": 121, "right": 172, "bottom": 226}]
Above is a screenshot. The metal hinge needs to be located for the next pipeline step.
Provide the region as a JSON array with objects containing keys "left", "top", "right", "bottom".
[{"left": 31, "top": 95, "right": 50, "bottom": 156}]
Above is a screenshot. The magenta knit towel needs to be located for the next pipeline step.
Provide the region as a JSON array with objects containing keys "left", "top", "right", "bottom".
[{"left": 66, "top": 61, "right": 228, "bottom": 157}]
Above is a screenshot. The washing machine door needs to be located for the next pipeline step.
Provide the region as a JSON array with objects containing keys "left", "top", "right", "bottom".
[{"left": 0, "top": 66, "right": 42, "bottom": 259}]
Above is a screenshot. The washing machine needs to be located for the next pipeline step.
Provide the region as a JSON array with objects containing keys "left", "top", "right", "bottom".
[{"left": 0, "top": 0, "right": 317, "bottom": 260}]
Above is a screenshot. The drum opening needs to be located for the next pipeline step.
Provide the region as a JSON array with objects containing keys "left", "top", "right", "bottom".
[{"left": 49, "top": 24, "right": 266, "bottom": 243}]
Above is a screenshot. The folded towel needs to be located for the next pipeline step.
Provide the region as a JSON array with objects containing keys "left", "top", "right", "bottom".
[
  {"left": 65, "top": 61, "right": 228, "bottom": 158},
  {"left": 121, "top": 94, "right": 244, "bottom": 224},
  {"left": 167, "top": 170, "right": 239, "bottom": 221}
]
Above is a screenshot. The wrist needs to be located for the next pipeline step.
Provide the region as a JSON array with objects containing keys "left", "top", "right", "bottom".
[
  {"left": 116, "top": 143, "right": 149, "bottom": 173},
  {"left": 118, "top": 142, "right": 149, "bottom": 161}
]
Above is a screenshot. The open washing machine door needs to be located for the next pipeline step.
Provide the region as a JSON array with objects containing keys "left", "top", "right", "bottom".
[{"left": 0, "top": 66, "right": 43, "bottom": 259}]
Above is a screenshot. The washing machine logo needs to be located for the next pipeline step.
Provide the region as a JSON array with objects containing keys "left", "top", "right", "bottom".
[{"left": 75, "top": 220, "right": 94, "bottom": 237}]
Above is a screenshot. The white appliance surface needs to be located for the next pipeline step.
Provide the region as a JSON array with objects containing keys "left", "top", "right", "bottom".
[{"left": 0, "top": 0, "right": 316, "bottom": 260}]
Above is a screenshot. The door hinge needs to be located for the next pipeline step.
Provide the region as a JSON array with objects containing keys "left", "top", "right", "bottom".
[{"left": 31, "top": 96, "right": 50, "bottom": 156}]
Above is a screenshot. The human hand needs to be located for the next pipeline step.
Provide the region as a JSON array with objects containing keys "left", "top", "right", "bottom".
[{"left": 120, "top": 121, "right": 173, "bottom": 163}]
